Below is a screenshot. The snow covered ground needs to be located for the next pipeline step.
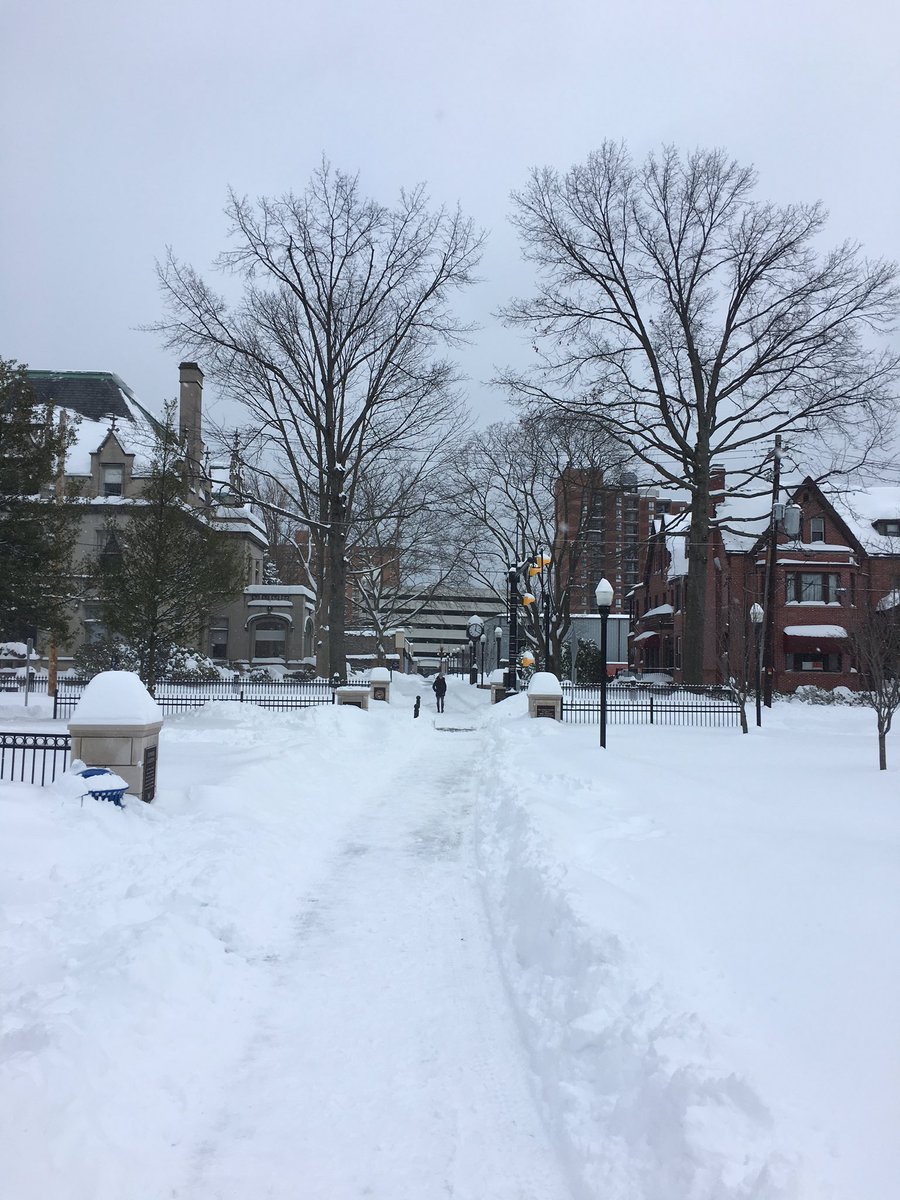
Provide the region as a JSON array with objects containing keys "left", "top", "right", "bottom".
[{"left": 1, "top": 677, "right": 898, "bottom": 1199}]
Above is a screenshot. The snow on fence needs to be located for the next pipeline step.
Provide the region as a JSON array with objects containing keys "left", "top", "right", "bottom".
[
  {"left": 52, "top": 677, "right": 340, "bottom": 720},
  {"left": 0, "top": 732, "right": 71, "bottom": 786},
  {"left": 562, "top": 682, "right": 742, "bottom": 726}
]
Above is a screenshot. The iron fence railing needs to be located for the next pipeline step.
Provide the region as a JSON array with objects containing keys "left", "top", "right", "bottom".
[
  {"left": 0, "top": 674, "right": 50, "bottom": 695},
  {"left": 52, "top": 676, "right": 342, "bottom": 719},
  {"left": 0, "top": 732, "right": 72, "bottom": 785},
  {"left": 562, "top": 682, "right": 742, "bottom": 726}
]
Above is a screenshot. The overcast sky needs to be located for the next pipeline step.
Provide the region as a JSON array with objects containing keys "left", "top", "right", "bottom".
[{"left": 2, "top": 0, "right": 898, "bottom": 436}]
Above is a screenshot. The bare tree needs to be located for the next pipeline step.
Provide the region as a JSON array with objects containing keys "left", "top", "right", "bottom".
[
  {"left": 851, "top": 594, "right": 900, "bottom": 770},
  {"left": 345, "top": 454, "right": 466, "bottom": 664},
  {"left": 502, "top": 143, "right": 900, "bottom": 682},
  {"left": 153, "top": 162, "right": 483, "bottom": 674},
  {"left": 449, "top": 412, "right": 625, "bottom": 673},
  {"left": 247, "top": 471, "right": 316, "bottom": 590}
]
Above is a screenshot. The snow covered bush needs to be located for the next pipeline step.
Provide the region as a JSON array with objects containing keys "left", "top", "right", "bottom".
[
  {"left": 284, "top": 665, "right": 317, "bottom": 682},
  {"left": 164, "top": 646, "right": 222, "bottom": 683},
  {"left": 72, "top": 636, "right": 140, "bottom": 678},
  {"left": 787, "top": 685, "right": 864, "bottom": 706},
  {"left": 243, "top": 666, "right": 275, "bottom": 682}
]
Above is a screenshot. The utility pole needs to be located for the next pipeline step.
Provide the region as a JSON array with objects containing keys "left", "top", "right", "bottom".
[{"left": 762, "top": 435, "right": 782, "bottom": 708}]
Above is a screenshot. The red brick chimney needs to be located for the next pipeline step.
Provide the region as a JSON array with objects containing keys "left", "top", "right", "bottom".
[{"left": 709, "top": 463, "right": 726, "bottom": 513}]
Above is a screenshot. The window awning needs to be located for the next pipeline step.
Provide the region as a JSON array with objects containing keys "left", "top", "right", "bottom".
[
  {"left": 783, "top": 625, "right": 847, "bottom": 652},
  {"left": 631, "top": 630, "right": 659, "bottom": 643}
]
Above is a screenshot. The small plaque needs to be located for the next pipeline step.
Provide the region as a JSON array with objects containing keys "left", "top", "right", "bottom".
[
  {"left": 142, "top": 745, "right": 158, "bottom": 803},
  {"left": 536, "top": 703, "right": 557, "bottom": 719},
  {"left": 373, "top": 686, "right": 387, "bottom": 701}
]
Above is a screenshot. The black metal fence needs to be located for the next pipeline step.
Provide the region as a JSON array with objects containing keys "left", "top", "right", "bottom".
[
  {"left": 0, "top": 674, "right": 50, "bottom": 695},
  {"left": 562, "top": 682, "right": 742, "bottom": 726},
  {"left": 52, "top": 676, "right": 341, "bottom": 719},
  {"left": 0, "top": 732, "right": 72, "bottom": 785}
]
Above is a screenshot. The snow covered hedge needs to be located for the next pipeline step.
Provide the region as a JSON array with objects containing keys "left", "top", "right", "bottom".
[{"left": 780, "top": 685, "right": 864, "bottom": 706}]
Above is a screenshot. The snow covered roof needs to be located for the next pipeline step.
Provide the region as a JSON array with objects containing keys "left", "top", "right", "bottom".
[
  {"left": 713, "top": 490, "right": 772, "bottom": 552},
  {"left": 642, "top": 603, "right": 674, "bottom": 618},
  {"left": 825, "top": 487, "right": 900, "bottom": 555},
  {"left": 664, "top": 531, "right": 688, "bottom": 580},
  {"left": 783, "top": 625, "right": 848, "bottom": 638},
  {"left": 28, "top": 371, "right": 162, "bottom": 475}
]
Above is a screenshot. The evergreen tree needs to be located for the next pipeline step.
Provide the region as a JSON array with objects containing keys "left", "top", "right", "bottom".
[
  {"left": 91, "top": 405, "right": 245, "bottom": 691},
  {"left": 0, "top": 359, "right": 75, "bottom": 641},
  {"left": 574, "top": 638, "right": 604, "bottom": 684}
]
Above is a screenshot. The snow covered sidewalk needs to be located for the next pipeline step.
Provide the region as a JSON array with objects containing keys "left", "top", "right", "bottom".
[
  {"left": 2, "top": 679, "right": 898, "bottom": 1199},
  {"left": 1, "top": 682, "right": 570, "bottom": 1200}
]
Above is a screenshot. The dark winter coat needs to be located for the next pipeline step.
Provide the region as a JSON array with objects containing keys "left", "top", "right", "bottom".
[{"left": 432, "top": 675, "right": 447, "bottom": 697}]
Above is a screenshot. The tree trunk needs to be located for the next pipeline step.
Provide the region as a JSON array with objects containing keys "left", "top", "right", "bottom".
[
  {"left": 325, "top": 496, "right": 347, "bottom": 678},
  {"left": 879, "top": 728, "right": 887, "bottom": 771},
  {"left": 682, "top": 465, "right": 711, "bottom": 685}
]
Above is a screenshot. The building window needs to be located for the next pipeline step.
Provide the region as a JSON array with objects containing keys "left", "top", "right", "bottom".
[
  {"left": 103, "top": 466, "right": 124, "bottom": 497},
  {"left": 209, "top": 619, "right": 229, "bottom": 660},
  {"left": 788, "top": 652, "right": 842, "bottom": 672},
  {"left": 810, "top": 516, "right": 825, "bottom": 542},
  {"left": 253, "top": 624, "right": 286, "bottom": 660},
  {"left": 785, "top": 572, "right": 841, "bottom": 603}
]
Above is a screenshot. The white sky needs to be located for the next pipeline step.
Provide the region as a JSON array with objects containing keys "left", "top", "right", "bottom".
[{"left": 2, "top": 0, "right": 898, "bottom": 433}]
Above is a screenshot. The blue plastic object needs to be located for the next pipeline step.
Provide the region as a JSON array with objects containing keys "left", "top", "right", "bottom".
[{"left": 78, "top": 767, "right": 126, "bottom": 806}]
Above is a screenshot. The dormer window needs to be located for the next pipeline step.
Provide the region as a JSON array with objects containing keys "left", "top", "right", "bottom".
[
  {"left": 810, "top": 516, "right": 825, "bottom": 542},
  {"left": 874, "top": 519, "right": 900, "bottom": 536},
  {"left": 103, "top": 465, "right": 124, "bottom": 497}
]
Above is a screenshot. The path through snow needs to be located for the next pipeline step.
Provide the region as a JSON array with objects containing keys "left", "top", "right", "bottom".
[{"left": 174, "top": 685, "right": 572, "bottom": 1198}]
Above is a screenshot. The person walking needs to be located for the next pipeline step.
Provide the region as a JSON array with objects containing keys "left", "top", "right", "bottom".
[{"left": 432, "top": 672, "right": 447, "bottom": 713}]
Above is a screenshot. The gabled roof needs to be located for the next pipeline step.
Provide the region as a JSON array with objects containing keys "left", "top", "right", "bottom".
[{"left": 26, "top": 370, "right": 162, "bottom": 474}]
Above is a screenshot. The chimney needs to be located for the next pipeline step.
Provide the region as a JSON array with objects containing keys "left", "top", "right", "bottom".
[
  {"left": 709, "top": 463, "right": 726, "bottom": 513},
  {"left": 178, "top": 362, "right": 204, "bottom": 483}
]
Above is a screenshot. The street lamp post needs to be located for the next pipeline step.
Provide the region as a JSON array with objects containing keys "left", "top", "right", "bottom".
[
  {"left": 466, "top": 615, "right": 485, "bottom": 686},
  {"left": 480, "top": 633, "right": 486, "bottom": 686},
  {"left": 595, "top": 578, "right": 614, "bottom": 749},
  {"left": 750, "top": 602, "right": 764, "bottom": 728},
  {"left": 495, "top": 624, "right": 503, "bottom": 676},
  {"left": 506, "top": 566, "right": 519, "bottom": 692}
]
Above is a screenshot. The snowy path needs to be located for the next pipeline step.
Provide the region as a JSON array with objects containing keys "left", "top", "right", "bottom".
[{"left": 177, "top": 702, "right": 573, "bottom": 1198}]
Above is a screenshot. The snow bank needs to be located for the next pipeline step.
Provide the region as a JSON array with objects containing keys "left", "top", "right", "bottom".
[
  {"left": 0, "top": 700, "right": 415, "bottom": 1199},
  {"left": 475, "top": 717, "right": 796, "bottom": 1197}
]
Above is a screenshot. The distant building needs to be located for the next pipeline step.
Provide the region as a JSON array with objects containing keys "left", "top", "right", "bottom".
[
  {"left": 25, "top": 363, "right": 316, "bottom": 673},
  {"left": 389, "top": 587, "right": 502, "bottom": 670},
  {"left": 553, "top": 468, "right": 687, "bottom": 615}
]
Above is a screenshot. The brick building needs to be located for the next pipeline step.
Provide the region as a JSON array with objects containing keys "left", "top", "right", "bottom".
[
  {"left": 630, "top": 469, "right": 900, "bottom": 691},
  {"left": 553, "top": 468, "right": 687, "bottom": 615}
]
